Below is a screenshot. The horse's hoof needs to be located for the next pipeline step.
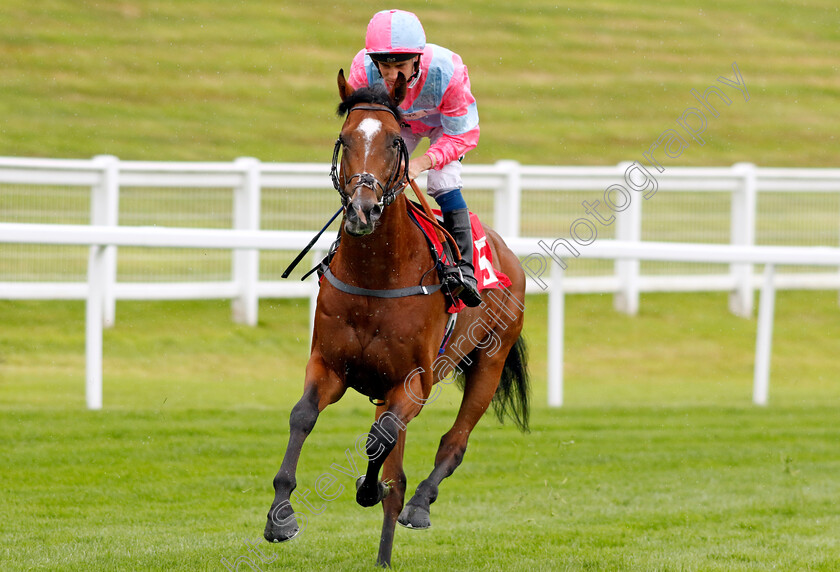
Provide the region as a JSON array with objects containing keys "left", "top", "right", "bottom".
[
  {"left": 263, "top": 521, "right": 300, "bottom": 543},
  {"left": 264, "top": 504, "right": 301, "bottom": 542},
  {"left": 355, "top": 476, "right": 391, "bottom": 507},
  {"left": 398, "top": 503, "right": 431, "bottom": 529}
]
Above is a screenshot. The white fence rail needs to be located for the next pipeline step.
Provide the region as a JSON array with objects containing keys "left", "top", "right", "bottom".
[
  {"left": 2, "top": 222, "right": 840, "bottom": 410},
  {"left": 3, "top": 157, "right": 840, "bottom": 325},
  {"left": 2, "top": 157, "right": 840, "bottom": 409}
]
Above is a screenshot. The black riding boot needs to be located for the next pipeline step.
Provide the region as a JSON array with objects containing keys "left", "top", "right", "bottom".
[{"left": 442, "top": 208, "right": 482, "bottom": 307}]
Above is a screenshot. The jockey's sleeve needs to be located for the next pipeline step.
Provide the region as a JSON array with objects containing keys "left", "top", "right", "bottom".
[
  {"left": 347, "top": 49, "right": 370, "bottom": 89},
  {"left": 425, "top": 59, "right": 480, "bottom": 169}
]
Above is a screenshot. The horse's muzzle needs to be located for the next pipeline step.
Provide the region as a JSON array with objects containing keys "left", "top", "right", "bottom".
[{"left": 345, "top": 192, "right": 383, "bottom": 236}]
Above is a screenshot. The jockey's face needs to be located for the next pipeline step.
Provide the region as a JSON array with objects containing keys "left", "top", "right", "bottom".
[{"left": 376, "top": 57, "right": 417, "bottom": 88}]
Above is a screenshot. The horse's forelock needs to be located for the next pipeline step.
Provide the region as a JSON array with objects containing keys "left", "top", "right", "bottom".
[{"left": 336, "top": 85, "right": 402, "bottom": 121}]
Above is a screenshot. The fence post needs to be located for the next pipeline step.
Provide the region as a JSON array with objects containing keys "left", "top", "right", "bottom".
[
  {"left": 753, "top": 264, "right": 776, "bottom": 406},
  {"left": 86, "top": 245, "right": 106, "bottom": 410},
  {"left": 494, "top": 160, "right": 521, "bottom": 237},
  {"left": 548, "top": 262, "right": 565, "bottom": 407},
  {"left": 232, "top": 157, "right": 261, "bottom": 326},
  {"left": 91, "top": 155, "right": 119, "bottom": 328},
  {"left": 730, "top": 162, "right": 756, "bottom": 318},
  {"left": 614, "top": 162, "right": 641, "bottom": 315}
]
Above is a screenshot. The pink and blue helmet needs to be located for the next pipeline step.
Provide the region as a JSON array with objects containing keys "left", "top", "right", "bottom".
[{"left": 365, "top": 9, "right": 426, "bottom": 62}]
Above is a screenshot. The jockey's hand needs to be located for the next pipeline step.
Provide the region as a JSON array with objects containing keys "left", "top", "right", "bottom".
[{"left": 408, "top": 154, "right": 434, "bottom": 181}]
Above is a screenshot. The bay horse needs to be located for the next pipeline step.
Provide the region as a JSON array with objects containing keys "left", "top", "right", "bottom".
[{"left": 264, "top": 70, "right": 530, "bottom": 568}]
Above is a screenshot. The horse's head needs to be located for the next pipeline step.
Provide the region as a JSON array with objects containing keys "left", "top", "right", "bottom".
[{"left": 333, "top": 69, "right": 408, "bottom": 236}]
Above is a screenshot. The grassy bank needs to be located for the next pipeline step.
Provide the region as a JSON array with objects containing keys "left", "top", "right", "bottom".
[{"left": 2, "top": 1, "right": 838, "bottom": 166}]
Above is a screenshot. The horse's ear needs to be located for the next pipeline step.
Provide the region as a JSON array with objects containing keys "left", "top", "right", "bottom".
[
  {"left": 391, "top": 72, "right": 407, "bottom": 106},
  {"left": 338, "top": 69, "right": 354, "bottom": 102}
]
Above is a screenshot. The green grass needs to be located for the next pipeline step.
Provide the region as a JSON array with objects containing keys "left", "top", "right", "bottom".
[
  {"left": 2, "top": 293, "right": 840, "bottom": 570},
  {"left": 1, "top": 0, "right": 838, "bottom": 166},
  {"left": 3, "top": 292, "right": 839, "bottom": 411},
  {"left": 3, "top": 405, "right": 839, "bottom": 571}
]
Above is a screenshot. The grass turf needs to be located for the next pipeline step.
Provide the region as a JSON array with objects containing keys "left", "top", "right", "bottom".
[
  {"left": 2, "top": 293, "right": 840, "bottom": 570},
  {"left": 2, "top": 405, "right": 839, "bottom": 570}
]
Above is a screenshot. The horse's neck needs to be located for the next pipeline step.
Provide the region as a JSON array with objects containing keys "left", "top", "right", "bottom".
[{"left": 333, "top": 201, "right": 426, "bottom": 289}]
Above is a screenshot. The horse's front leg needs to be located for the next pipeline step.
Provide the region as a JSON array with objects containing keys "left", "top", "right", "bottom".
[
  {"left": 376, "top": 422, "right": 407, "bottom": 568},
  {"left": 355, "top": 374, "right": 429, "bottom": 568},
  {"left": 355, "top": 383, "right": 424, "bottom": 508},
  {"left": 264, "top": 358, "right": 345, "bottom": 542}
]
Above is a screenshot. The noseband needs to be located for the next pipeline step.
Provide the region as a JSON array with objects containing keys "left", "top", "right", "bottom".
[{"left": 329, "top": 104, "right": 410, "bottom": 209}]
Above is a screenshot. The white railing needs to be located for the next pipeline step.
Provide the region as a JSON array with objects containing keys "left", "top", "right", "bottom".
[
  {"left": 2, "top": 157, "right": 840, "bottom": 326},
  {"left": 2, "top": 157, "right": 840, "bottom": 409},
  {"left": 2, "top": 222, "right": 840, "bottom": 410},
  {"left": 503, "top": 237, "right": 840, "bottom": 407}
]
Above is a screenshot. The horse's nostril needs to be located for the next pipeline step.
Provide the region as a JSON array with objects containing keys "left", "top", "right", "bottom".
[
  {"left": 370, "top": 204, "right": 383, "bottom": 220},
  {"left": 353, "top": 204, "right": 369, "bottom": 225}
]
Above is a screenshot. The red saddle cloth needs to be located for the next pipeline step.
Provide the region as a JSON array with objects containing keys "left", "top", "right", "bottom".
[{"left": 411, "top": 207, "right": 512, "bottom": 313}]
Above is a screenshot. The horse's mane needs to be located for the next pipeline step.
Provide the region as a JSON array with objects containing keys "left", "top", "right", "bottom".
[{"left": 337, "top": 84, "right": 403, "bottom": 121}]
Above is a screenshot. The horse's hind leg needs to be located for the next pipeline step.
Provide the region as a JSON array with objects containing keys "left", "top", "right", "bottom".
[
  {"left": 398, "top": 344, "right": 511, "bottom": 530},
  {"left": 264, "top": 359, "right": 345, "bottom": 542}
]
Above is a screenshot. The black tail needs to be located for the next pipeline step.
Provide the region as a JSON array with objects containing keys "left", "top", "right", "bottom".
[{"left": 491, "top": 335, "right": 530, "bottom": 432}]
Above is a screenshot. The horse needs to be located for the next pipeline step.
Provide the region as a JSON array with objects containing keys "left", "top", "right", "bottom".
[{"left": 263, "top": 70, "right": 530, "bottom": 568}]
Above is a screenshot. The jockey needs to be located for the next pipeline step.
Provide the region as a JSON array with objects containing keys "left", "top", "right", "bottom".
[{"left": 347, "top": 9, "right": 483, "bottom": 307}]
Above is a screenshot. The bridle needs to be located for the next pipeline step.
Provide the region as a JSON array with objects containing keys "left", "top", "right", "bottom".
[
  {"left": 329, "top": 104, "right": 411, "bottom": 209},
  {"left": 281, "top": 98, "right": 451, "bottom": 287}
]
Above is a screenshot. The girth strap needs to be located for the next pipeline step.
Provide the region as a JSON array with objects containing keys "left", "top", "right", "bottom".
[{"left": 322, "top": 267, "right": 442, "bottom": 298}]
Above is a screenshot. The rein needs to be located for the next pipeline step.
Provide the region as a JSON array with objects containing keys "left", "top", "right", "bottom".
[
  {"left": 407, "top": 180, "right": 461, "bottom": 261},
  {"left": 321, "top": 202, "right": 457, "bottom": 301}
]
